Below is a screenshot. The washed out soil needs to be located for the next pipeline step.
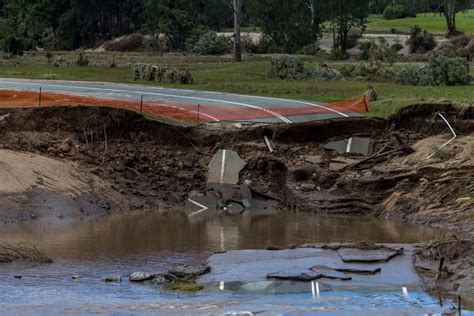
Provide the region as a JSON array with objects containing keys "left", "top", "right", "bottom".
[{"left": 0, "top": 103, "right": 472, "bottom": 295}]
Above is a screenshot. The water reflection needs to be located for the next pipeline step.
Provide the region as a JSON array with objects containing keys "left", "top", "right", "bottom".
[{"left": 0, "top": 211, "right": 441, "bottom": 260}]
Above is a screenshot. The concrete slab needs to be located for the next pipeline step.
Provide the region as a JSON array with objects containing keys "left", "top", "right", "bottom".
[
  {"left": 207, "top": 150, "right": 247, "bottom": 185},
  {"left": 199, "top": 246, "right": 420, "bottom": 290},
  {"left": 337, "top": 248, "right": 402, "bottom": 263},
  {"left": 324, "top": 137, "right": 373, "bottom": 156}
]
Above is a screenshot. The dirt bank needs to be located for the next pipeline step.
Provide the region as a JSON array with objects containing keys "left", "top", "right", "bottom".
[{"left": 0, "top": 104, "right": 472, "bottom": 230}]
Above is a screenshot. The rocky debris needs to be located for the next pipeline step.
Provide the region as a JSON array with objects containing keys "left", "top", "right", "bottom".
[
  {"left": 310, "top": 265, "right": 352, "bottom": 281},
  {"left": 332, "top": 267, "right": 381, "bottom": 275},
  {"left": 168, "top": 264, "right": 211, "bottom": 279},
  {"left": 101, "top": 276, "right": 122, "bottom": 283},
  {"left": 225, "top": 202, "right": 245, "bottom": 215},
  {"left": 328, "top": 157, "right": 360, "bottom": 171},
  {"left": 305, "top": 155, "right": 324, "bottom": 165},
  {"left": 300, "top": 183, "right": 316, "bottom": 192},
  {"left": 414, "top": 236, "right": 471, "bottom": 293},
  {"left": 337, "top": 248, "right": 403, "bottom": 263},
  {"left": 267, "top": 270, "right": 320, "bottom": 282},
  {"left": 207, "top": 149, "right": 247, "bottom": 184},
  {"left": 129, "top": 272, "right": 154, "bottom": 282}
]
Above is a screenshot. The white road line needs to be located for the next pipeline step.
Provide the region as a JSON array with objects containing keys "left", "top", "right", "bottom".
[
  {"left": 426, "top": 113, "right": 457, "bottom": 160},
  {"left": 346, "top": 137, "right": 353, "bottom": 153},
  {"left": 0, "top": 80, "right": 292, "bottom": 123},
  {"left": 187, "top": 198, "right": 209, "bottom": 217},
  {"left": 226, "top": 94, "right": 350, "bottom": 118},
  {"left": 220, "top": 150, "right": 226, "bottom": 184}
]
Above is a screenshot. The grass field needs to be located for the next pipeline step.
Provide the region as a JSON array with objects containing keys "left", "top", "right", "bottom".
[
  {"left": 366, "top": 9, "right": 474, "bottom": 35},
  {"left": 0, "top": 52, "right": 473, "bottom": 118}
]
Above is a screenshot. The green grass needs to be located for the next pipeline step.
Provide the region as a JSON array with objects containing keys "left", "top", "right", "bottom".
[
  {"left": 0, "top": 53, "right": 473, "bottom": 118},
  {"left": 366, "top": 10, "right": 474, "bottom": 35}
]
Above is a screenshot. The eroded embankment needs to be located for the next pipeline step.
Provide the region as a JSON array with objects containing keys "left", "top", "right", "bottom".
[{"left": 0, "top": 104, "right": 472, "bottom": 230}]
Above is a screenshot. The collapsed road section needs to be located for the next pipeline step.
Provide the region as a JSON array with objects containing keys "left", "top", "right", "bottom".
[{"left": 0, "top": 103, "right": 472, "bottom": 296}]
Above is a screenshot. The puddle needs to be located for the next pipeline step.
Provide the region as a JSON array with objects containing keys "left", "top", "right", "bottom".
[{"left": 0, "top": 211, "right": 469, "bottom": 314}]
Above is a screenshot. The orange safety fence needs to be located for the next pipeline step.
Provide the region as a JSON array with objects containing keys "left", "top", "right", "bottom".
[{"left": 0, "top": 90, "right": 369, "bottom": 123}]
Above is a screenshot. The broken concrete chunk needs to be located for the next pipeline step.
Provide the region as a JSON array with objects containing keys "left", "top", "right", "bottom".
[
  {"left": 337, "top": 248, "right": 402, "bottom": 263},
  {"left": 300, "top": 183, "right": 316, "bottom": 192},
  {"left": 305, "top": 155, "right": 323, "bottom": 165},
  {"left": 310, "top": 265, "right": 352, "bottom": 281},
  {"left": 169, "top": 264, "right": 211, "bottom": 278},
  {"left": 267, "top": 270, "right": 321, "bottom": 282},
  {"left": 333, "top": 267, "right": 381, "bottom": 275},
  {"left": 329, "top": 157, "right": 360, "bottom": 171},
  {"left": 129, "top": 272, "right": 153, "bottom": 282},
  {"left": 225, "top": 202, "right": 245, "bottom": 215},
  {"left": 207, "top": 149, "right": 247, "bottom": 184},
  {"left": 324, "top": 137, "right": 373, "bottom": 156}
]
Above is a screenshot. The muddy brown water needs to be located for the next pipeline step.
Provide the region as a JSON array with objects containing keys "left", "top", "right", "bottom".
[{"left": 0, "top": 211, "right": 468, "bottom": 314}]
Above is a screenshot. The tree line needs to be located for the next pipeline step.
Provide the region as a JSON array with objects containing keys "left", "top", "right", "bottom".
[{"left": 0, "top": 0, "right": 471, "bottom": 56}]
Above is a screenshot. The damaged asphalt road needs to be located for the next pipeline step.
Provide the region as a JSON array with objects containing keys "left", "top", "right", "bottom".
[{"left": 0, "top": 103, "right": 472, "bottom": 299}]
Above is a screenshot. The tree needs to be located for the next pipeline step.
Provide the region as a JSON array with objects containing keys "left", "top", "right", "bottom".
[
  {"left": 145, "top": 0, "right": 193, "bottom": 50},
  {"left": 247, "top": 0, "right": 322, "bottom": 54},
  {"left": 327, "top": 0, "right": 369, "bottom": 53},
  {"left": 419, "top": 0, "right": 471, "bottom": 36},
  {"left": 231, "top": 0, "right": 242, "bottom": 62}
]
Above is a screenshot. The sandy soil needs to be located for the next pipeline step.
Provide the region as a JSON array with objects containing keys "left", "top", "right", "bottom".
[{"left": 0, "top": 149, "right": 127, "bottom": 223}]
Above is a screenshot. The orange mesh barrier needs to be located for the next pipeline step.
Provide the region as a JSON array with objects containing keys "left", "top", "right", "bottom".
[{"left": 0, "top": 90, "right": 368, "bottom": 123}]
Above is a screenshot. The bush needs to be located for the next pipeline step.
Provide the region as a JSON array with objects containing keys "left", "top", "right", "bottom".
[
  {"left": 242, "top": 35, "right": 279, "bottom": 54},
  {"left": 297, "top": 43, "right": 320, "bottom": 56},
  {"left": 383, "top": 4, "right": 414, "bottom": 20},
  {"left": 340, "top": 62, "right": 397, "bottom": 81},
  {"left": 298, "top": 63, "right": 343, "bottom": 81},
  {"left": 360, "top": 38, "right": 397, "bottom": 64},
  {"left": 193, "top": 31, "right": 232, "bottom": 55},
  {"left": 327, "top": 48, "right": 349, "bottom": 61},
  {"left": 407, "top": 26, "right": 437, "bottom": 54},
  {"left": 267, "top": 56, "right": 305, "bottom": 80},
  {"left": 396, "top": 55, "right": 471, "bottom": 86},
  {"left": 76, "top": 52, "right": 89, "bottom": 67},
  {"left": 132, "top": 63, "right": 194, "bottom": 84},
  {"left": 391, "top": 43, "right": 404, "bottom": 52}
]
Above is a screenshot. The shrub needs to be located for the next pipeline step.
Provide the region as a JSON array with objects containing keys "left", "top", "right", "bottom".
[
  {"left": 407, "top": 26, "right": 437, "bottom": 54},
  {"left": 242, "top": 35, "right": 279, "bottom": 54},
  {"left": 339, "top": 62, "right": 396, "bottom": 81},
  {"left": 327, "top": 48, "right": 349, "bottom": 61},
  {"left": 391, "top": 43, "right": 404, "bottom": 52},
  {"left": 297, "top": 43, "right": 320, "bottom": 56},
  {"left": 132, "top": 63, "right": 194, "bottom": 84},
  {"left": 383, "top": 4, "right": 414, "bottom": 20},
  {"left": 298, "top": 63, "right": 343, "bottom": 81},
  {"left": 193, "top": 31, "right": 232, "bottom": 55},
  {"left": 360, "top": 38, "right": 397, "bottom": 64},
  {"left": 267, "top": 56, "right": 305, "bottom": 80},
  {"left": 76, "top": 52, "right": 89, "bottom": 67},
  {"left": 396, "top": 55, "right": 471, "bottom": 86}
]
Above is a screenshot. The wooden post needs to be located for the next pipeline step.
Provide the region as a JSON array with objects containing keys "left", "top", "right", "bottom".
[
  {"left": 197, "top": 104, "right": 200, "bottom": 124},
  {"left": 39, "top": 87, "right": 42, "bottom": 107},
  {"left": 140, "top": 95, "right": 143, "bottom": 112}
]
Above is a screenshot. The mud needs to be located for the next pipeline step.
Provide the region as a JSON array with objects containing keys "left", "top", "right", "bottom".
[{"left": 0, "top": 103, "right": 472, "bottom": 293}]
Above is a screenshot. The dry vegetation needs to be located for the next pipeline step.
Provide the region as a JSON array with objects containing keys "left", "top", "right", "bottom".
[{"left": 0, "top": 242, "right": 52, "bottom": 264}]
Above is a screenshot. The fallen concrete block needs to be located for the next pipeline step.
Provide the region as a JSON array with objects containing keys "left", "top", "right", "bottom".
[{"left": 208, "top": 150, "right": 247, "bottom": 184}]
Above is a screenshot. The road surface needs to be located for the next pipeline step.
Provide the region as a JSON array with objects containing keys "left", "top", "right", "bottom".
[{"left": 0, "top": 78, "right": 364, "bottom": 124}]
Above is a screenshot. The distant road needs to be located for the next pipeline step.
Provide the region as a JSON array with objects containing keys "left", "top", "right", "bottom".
[{"left": 0, "top": 78, "right": 364, "bottom": 124}]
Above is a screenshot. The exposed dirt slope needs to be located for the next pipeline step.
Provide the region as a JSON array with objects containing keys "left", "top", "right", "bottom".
[{"left": 0, "top": 149, "right": 127, "bottom": 224}]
